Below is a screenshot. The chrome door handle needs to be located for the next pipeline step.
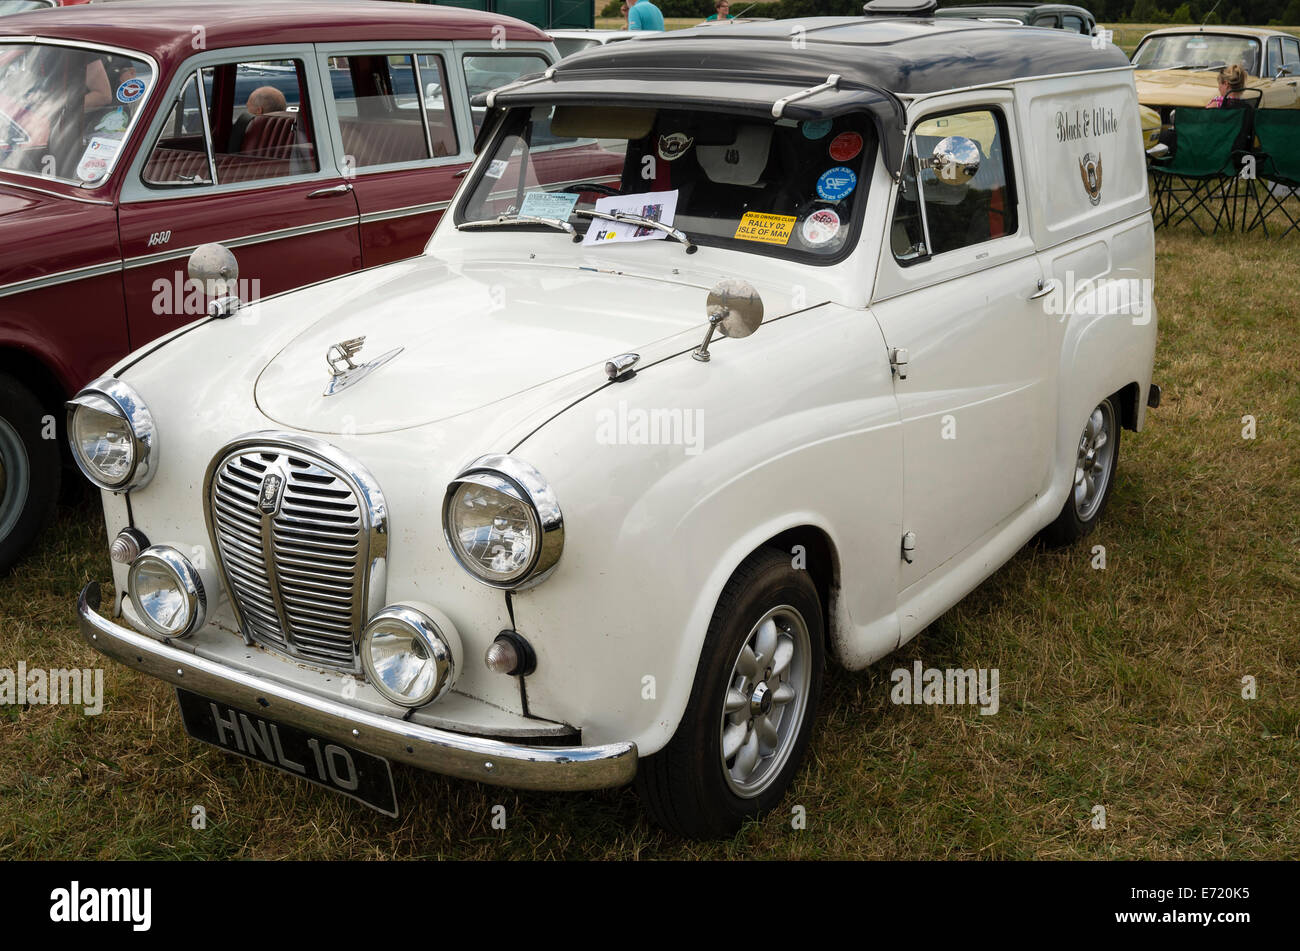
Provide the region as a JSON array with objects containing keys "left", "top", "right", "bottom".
[
  {"left": 1028, "top": 278, "right": 1059, "bottom": 300},
  {"left": 307, "top": 183, "right": 353, "bottom": 199}
]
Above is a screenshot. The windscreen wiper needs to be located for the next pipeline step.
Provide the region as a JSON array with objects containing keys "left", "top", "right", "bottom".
[
  {"left": 458, "top": 214, "right": 576, "bottom": 237},
  {"left": 575, "top": 210, "right": 697, "bottom": 254}
]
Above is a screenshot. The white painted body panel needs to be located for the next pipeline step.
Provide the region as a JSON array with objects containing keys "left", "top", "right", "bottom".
[{"left": 94, "top": 66, "right": 1158, "bottom": 762}]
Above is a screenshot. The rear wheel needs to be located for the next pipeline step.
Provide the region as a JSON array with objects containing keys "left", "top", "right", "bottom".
[
  {"left": 0, "top": 374, "right": 60, "bottom": 574},
  {"left": 1041, "top": 395, "right": 1121, "bottom": 547},
  {"left": 636, "top": 547, "right": 824, "bottom": 838}
]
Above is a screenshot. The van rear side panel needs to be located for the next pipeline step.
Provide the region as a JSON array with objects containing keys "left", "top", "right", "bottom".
[{"left": 1014, "top": 73, "right": 1151, "bottom": 248}]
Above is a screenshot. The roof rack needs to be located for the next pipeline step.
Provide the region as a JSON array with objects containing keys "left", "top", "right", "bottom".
[{"left": 771, "top": 74, "right": 841, "bottom": 119}]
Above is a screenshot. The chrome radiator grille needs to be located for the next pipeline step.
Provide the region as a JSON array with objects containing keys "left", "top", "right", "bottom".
[{"left": 205, "top": 438, "right": 388, "bottom": 671}]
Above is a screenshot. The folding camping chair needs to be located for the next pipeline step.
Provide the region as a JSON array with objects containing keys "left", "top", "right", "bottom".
[
  {"left": 1243, "top": 109, "right": 1300, "bottom": 238},
  {"left": 1149, "top": 108, "right": 1248, "bottom": 235}
]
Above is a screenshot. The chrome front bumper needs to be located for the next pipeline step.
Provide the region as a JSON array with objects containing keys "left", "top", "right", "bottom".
[{"left": 78, "top": 583, "right": 638, "bottom": 792}]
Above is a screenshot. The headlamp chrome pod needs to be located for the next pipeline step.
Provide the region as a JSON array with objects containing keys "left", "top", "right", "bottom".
[
  {"left": 442, "top": 454, "right": 563, "bottom": 590},
  {"left": 65, "top": 377, "right": 156, "bottom": 491},
  {"left": 127, "top": 545, "right": 206, "bottom": 638}
]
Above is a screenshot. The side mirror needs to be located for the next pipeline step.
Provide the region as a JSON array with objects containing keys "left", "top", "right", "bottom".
[
  {"left": 1274, "top": 65, "right": 1292, "bottom": 80},
  {"left": 693, "top": 279, "right": 763, "bottom": 363},
  {"left": 928, "top": 135, "right": 981, "bottom": 185},
  {"left": 187, "top": 243, "right": 241, "bottom": 318}
]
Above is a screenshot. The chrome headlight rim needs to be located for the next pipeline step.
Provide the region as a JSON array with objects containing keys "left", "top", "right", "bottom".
[
  {"left": 127, "top": 545, "right": 206, "bottom": 639},
  {"left": 361, "top": 605, "right": 455, "bottom": 708},
  {"left": 442, "top": 453, "right": 564, "bottom": 591},
  {"left": 65, "top": 376, "right": 156, "bottom": 492}
]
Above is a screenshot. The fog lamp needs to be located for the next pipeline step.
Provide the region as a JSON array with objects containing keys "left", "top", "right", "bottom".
[
  {"left": 362, "top": 606, "right": 456, "bottom": 708},
  {"left": 127, "top": 545, "right": 205, "bottom": 638}
]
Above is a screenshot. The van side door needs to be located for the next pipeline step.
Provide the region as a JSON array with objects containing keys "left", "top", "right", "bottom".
[{"left": 870, "top": 98, "right": 1050, "bottom": 589}]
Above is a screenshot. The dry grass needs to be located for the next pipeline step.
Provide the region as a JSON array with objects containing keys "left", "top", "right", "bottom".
[{"left": 1, "top": 221, "right": 1298, "bottom": 858}]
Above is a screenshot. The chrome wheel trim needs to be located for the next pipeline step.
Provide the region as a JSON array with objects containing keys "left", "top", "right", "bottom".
[
  {"left": 1073, "top": 400, "right": 1116, "bottom": 522},
  {"left": 720, "top": 604, "right": 811, "bottom": 799},
  {"left": 0, "top": 415, "right": 29, "bottom": 543}
]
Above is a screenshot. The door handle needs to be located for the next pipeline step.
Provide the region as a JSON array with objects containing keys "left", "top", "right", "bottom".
[
  {"left": 1028, "top": 278, "right": 1059, "bottom": 300},
  {"left": 307, "top": 183, "right": 353, "bottom": 199}
]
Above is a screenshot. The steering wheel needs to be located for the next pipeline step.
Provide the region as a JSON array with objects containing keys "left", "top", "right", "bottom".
[{"left": 564, "top": 182, "right": 622, "bottom": 197}]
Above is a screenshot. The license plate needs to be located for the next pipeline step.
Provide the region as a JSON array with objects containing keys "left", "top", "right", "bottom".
[{"left": 176, "top": 689, "right": 398, "bottom": 817}]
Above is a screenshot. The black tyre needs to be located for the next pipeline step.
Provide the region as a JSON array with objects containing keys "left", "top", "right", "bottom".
[
  {"left": 636, "top": 546, "right": 825, "bottom": 838},
  {"left": 0, "top": 373, "right": 61, "bottom": 574},
  {"left": 1040, "top": 395, "right": 1122, "bottom": 548}
]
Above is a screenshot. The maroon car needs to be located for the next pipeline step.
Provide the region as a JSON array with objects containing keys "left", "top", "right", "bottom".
[{"left": 0, "top": 0, "right": 613, "bottom": 570}]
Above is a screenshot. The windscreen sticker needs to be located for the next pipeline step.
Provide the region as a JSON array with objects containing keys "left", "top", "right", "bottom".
[
  {"left": 816, "top": 166, "right": 857, "bottom": 201},
  {"left": 828, "top": 131, "right": 863, "bottom": 162},
  {"left": 116, "top": 78, "right": 147, "bottom": 104},
  {"left": 76, "top": 136, "right": 120, "bottom": 182},
  {"left": 582, "top": 189, "right": 679, "bottom": 245},
  {"left": 94, "top": 108, "right": 130, "bottom": 134},
  {"left": 657, "top": 132, "right": 694, "bottom": 161},
  {"left": 734, "top": 212, "right": 796, "bottom": 245},
  {"left": 485, "top": 158, "right": 509, "bottom": 179},
  {"left": 801, "top": 118, "right": 833, "bottom": 140},
  {"left": 800, "top": 208, "right": 841, "bottom": 246},
  {"left": 520, "top": 190, "right": 579, "bottom": 220}
]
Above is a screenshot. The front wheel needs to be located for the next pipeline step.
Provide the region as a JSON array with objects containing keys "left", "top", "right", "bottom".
[
  {"left": 636, "top": 547, "right": 824, "bottom": 838},
  {"left": 0, "top": 374, "right": 61, "bottom": 574},
  {"left": 1040, "top": 395, "right": 1121, "bottom": 547}
]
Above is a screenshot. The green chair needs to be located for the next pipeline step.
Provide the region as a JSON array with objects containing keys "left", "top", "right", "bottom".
[
  {"left": 1149, "top": 108, "right": 1248, "bottom": 235},
  {"left": 1244, "top": 109, "right": 1300, "bottom": 237}
]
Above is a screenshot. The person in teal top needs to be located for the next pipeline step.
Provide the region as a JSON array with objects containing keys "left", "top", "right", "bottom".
[
  {"left": 705, "top": 0, "right": 734, "bottom": 19},
  {"left": 628, "top": 0, "right": 665, "bottom": 31}
]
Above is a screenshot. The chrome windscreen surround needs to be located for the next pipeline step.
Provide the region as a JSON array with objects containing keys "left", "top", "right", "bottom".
[
  {"left": 442, "top": 454, "right": 564, "bottom": 591},
  {"left": 65, "top": 376, "right": 157, "bottom": 492},
  {"left": 202, "top": 432, "right": 388, "bottom": 672}
]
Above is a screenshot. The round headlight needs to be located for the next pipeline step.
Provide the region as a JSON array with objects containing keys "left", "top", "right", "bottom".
[
  {"left": 442, "top": 455, "right": 563, "bottom": 590},
  {"left": 127, "top": 546, "right": 205, "bottom": 638},
  {"left": 66, "top": 378, "right": 156, "bottom": 491},
  {"left": 362, "top": 606, "right": 456, "bottom": 708}
]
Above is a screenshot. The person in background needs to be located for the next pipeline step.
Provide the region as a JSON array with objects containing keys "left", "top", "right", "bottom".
[
  {"left": 1208, "top": 64, "right": 1248, "bottom": 108},
  {"left": 230, "top": 85, "right": 288, "bottom": 151},
  {"left": 620, "top": 1, "right": 629, "bottom": 27},
  {"left": 84, "top": 60, "right": 111, "bottom": 109},
  {"left": 628, "top": 0, "right": 665, "bottom": 31},
  {"left": 706, "top": 0, "right": 734, "bottom": 19}
]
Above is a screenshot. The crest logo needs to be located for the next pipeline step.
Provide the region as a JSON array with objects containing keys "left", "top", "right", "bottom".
[
  {"left": 258, "top": 472, "right": 284, "bottom": 515},
  {"left": 657, "top": 132, "right": 694, "bottom": 162},
  {"left": 1079, "top": 152, "right": 1103, "bottom": 205}
]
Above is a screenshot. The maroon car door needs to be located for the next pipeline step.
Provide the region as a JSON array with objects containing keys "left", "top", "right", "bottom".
[
  {"left": 116, "top": 52, "right": 360, "bottom": 348},
  {"left": 317, "top": 46, "right": 485, "bottom": 268}
]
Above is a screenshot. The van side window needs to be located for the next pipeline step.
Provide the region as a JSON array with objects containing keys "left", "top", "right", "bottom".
[
  {"left": 1062, "top": 14, "right": 1086, "bottom": 33},
  {"left": 143, "top": 59, "right": 319, "bottom": 188},
  {"left": 1283, "top": 37, "right": 1300, "bottom": 74},
  {"left": 1267, "top": 38, "right": 1282, "bottom": 77},
  {"left": 890, "top": 108, "right": 1017, "bottom": 263}
]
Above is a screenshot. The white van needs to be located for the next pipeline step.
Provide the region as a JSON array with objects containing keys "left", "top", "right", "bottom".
[{"left": 72, "top": 1, "right": 1160, "bottom": 838}]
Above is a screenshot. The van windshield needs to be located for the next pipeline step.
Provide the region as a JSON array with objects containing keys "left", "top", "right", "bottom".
[
  {"left": 456, "top": 104, "right": 876, "bottom": 261},
  {"left": 0, "top": 42, "right": 155, "bottom": 186}
]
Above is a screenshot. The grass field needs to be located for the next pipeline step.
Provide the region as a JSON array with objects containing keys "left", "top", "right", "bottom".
[{"left": 2, "top": 213, "right": 1298, "bottom": 858}]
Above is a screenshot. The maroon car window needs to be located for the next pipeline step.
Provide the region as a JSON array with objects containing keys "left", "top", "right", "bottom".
[
  {"left": 0, "top": 42, "right": 154, "bottom": 187},
  {"left": 143, "top": 58, "right": 319, "bottom": 188},
  {"left": 329, "top": 53, "right": 431, "bottom": 169},
  {"left": 462, "top": 54, "right": 549, "bottom": 135},
  {"left": 416, "top": 55, "right": 458, "bottom": 158}
]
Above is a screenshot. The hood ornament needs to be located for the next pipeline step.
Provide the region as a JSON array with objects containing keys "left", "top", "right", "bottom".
[{"left": 324, "top": 336, "right": 404, "bottom": 397}]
